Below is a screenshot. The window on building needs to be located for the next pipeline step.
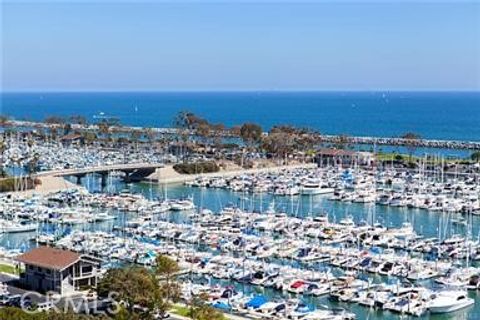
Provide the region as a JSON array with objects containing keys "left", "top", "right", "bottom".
[{"left": 82, "top": 265, "right": 93, "bottom": 274}]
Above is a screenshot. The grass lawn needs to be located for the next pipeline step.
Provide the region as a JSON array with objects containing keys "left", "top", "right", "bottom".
[
  {"left": 171, "top": 304, "right": 227, "bottom": 320},
  {"left": 171, "top": 305, "right": 191, "bottom": 317},
  {"left": 375, "top": 152, "right": 416, "bottom": 161},
  {"left": 375, "top": 152, "right": 471, "bottom": 164},
  {"left": 0, "top": 263, "right": 19, "bottom": 275}
]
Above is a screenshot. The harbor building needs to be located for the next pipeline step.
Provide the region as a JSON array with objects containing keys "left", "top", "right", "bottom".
[
  {"left": 16, "top": 246, "right": 101, "bottom": 296},
  {"left": 315, "top": 148, "right": 375, "bottom": 167},
  {"left": 60, "top": 133, "right": 84, "bottom": 146}
]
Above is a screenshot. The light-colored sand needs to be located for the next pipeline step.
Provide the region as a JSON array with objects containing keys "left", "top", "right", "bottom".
[
  {"left": 147, "top": 162, "right": 317, "bottom": 184},
  {"left": 4, "top": 161, "right": 316, "bottom": 195},
  {"left": 36, "top": 176, "right": 79, "bottom": 193},
  {"left": 7, "top": 176, "right": 81, "bottom": 196}
]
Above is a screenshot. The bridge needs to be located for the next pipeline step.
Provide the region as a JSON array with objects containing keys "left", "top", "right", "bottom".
[{"left": 35, "top": 163, "right": 164, "bottom": 186}]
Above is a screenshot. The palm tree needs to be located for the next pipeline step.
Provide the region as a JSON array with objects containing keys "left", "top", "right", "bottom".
[
  {"left": 173, "top": 112, "right": 188, "bottom": 162},
  {"left": 0, "top": 139, "right": 6, "bottom": 178},
  {"left": 144, "top": 128, "right": 156, "bottom": 144},
  {"left": 471, "top": 151, "right": 480, "bottom": 163},
  {"left": 131, "top": 130, "right": 142, "bottom": 151},
  {"left": 335, "top": 134, "right": 351, "bottom": 150},
  {"left": 98, "top": 121, "right": 110, "bottom": 140},
  {"left": 44, "top": 115, "right": 65, "bottom": 125},
  {"left": 27, "top": 153, "right": 40, "bottom": 175},
  {"left": 69, "top": 114, "right": 87, "bottom": 126}
]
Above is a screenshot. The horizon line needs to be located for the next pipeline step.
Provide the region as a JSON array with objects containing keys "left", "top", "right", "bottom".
[{"left": 2, "top": 88, "right": 480, "bottom": 94}]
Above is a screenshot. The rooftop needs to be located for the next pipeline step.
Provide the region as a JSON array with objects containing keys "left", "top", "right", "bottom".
[
  {"left": 60, "top": 133, "right": 83, "bottom": 141},
  {"left": 317, "top": 148, "right": 356, "bottom": 157},
  {"left": 16, "top": 246, "right": 81, "bottom": 271}
]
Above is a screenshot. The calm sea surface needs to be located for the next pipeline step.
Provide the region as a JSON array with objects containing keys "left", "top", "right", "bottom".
[{"left": 1, "top": 91, "right": 480, "bottom": 141}]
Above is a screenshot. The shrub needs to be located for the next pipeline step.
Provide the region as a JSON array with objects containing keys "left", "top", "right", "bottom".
[
  {"left": 0, "top": 177, "right": 36, "bottom": 192},
  {"left": 173, "top": 161, "right": 219, "bottom": 174}
]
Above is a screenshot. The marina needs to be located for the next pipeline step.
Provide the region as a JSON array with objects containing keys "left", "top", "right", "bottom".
[{"left": 1, "top": 160, "right": 480, "bottom": 318}]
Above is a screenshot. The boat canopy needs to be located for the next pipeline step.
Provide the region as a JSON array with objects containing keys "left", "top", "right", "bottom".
[
  {"left": 246, "top": 295, "right": 268, "bottom": 308},
  {"left": 212, "top": 301, "right": 231, "bottom": 311}
]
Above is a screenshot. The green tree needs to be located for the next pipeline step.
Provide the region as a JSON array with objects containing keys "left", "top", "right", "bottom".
[
  {"left": 0, "top": 139, "right": 6, "bottom": 177},
  {"left": 98, "top": 121, "right": 111, "bottom": 141},
  {"left": 239, "top": 123, "right": 262, "bottom": 150},
  {"left": 211, "top": 123, "right": 225, "bottom": 148},
  {"left": 97, "top": 266, "right": 165, "bottom": 319},
  {"left": 196, "top": 123, "right": 211, "bottom": 146},
  {"left": 335, "top": 134, "right": 351, "bottom": 150},
  {"left": 63, "top": 123, "right": 72, "bottom": 135},
  {"left": 471, "top": 151, "right": 480, "bottom": 162},
  {"left": 173, "top": 111, "right": 194, "bottom": 162},
  {"left": 27, "top": 153, "right": 40, "bottom": 175},
  {"left": 229, "top": 125, "right": 241, "bottom": 136},
  {"left": 189, "top": 293, "right": 224, "bottom": 320},
  {"left": 155, "top": 255, "right": 180, "bottom": 303},
  {"left": 69, "top": 115, "right": 87, "bottom": 126},
  {"left": 82, "top": 131, "right": 97, "bottom": 145},
  {"left": 262, "top": 130, "right": 294, "bottom": 164},
  {"left": 144, "top": 128, "right": 156, "bottom": 144},
  {"left": 44, "top": 116, "right": 65, "bottom": 125},
  {"left": 0, "top": 115, "right": 9, "bottom": 126}
]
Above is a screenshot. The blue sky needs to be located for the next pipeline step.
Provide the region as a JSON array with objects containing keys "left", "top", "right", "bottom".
[{"left": 2, "top": 1, "right": 479, "bottom": 91}]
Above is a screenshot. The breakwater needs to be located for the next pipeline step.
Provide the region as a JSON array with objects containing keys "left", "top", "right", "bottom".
[{"left": 4, "top": 120, "right": 480, "bottom": 151}]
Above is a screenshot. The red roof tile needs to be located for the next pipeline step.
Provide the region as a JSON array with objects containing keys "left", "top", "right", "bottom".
[
  {"left": 16, "top": 247, "right": 80, "bottom": 271},
  {"left": 317, "top": 148, "right": 355, "bottom": 156}
]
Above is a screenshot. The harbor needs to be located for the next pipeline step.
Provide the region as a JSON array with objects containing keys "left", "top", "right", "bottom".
[
  {"left": 1, "top": 158, "right": 480, "bottom": 318},
  {"left": 1, "top": 1, "right": 479, "bottom": 317}
]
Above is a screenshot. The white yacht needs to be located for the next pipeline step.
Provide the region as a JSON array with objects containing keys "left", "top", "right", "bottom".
[
  {"left": 170, "top": 198, "right": 195, "bottom": 211},
  {"left": 90, "top": 212, "right": 116, "bottom": 222},
  {"left": 0, "top": 219, "right": 38, "bottom": 233},
  {"left": 301, "top": 179, "right": 334, "bottom": 195},
  {"left": 428, "top": 290, "right": 474, "bottom": 313}
]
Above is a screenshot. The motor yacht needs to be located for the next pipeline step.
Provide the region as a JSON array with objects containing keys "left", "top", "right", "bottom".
[{"left": 428, "top": 290, "right": 474, "bottom": 313}]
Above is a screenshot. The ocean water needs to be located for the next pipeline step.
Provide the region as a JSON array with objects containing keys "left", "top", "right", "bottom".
[{"left": 1, "top": 91, "right": 480, "bottom": 141}]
